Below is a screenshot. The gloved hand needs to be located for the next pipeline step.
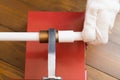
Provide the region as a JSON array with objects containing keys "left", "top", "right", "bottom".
[{"left": 82, "top": 0, "right": 120, "bottom": 45}]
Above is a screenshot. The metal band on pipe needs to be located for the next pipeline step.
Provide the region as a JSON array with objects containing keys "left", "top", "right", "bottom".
[{"left": 39, "top": 30, "right": 58, "bottom": 43}]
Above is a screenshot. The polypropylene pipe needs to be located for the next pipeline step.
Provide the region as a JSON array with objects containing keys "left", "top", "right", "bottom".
[
  {"left": 58, "top": 30, "right": 82, "bottom": 42},
  {"left": 0, "top": 32, "right": 39, "bottom": 41},
  {"left": 0, "top": 30, "right": 82, "bottom": 42}
]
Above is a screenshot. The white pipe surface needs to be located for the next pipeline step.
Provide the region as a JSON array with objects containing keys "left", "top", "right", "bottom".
[
  {"left": 0, "top": 32, "right": 39, "bottom": 41},
  {"left": 0, "top": 31, "right": 83, "bottom": 42},
  {"left": 58, "top": 30, "right": 82, "bottom": 42}
]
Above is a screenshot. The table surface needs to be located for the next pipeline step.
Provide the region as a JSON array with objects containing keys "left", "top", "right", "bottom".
[{"left": 0, "top": 0, "right": 120, "bottom": 80}]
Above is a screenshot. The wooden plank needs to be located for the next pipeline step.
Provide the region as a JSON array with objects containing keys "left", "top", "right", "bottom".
[
  {"left": 86, "top": 14, "right": 120, "bottom": 79},
  {"left": 1, "top": 60, "right": 118, "bottom": 80},
  {"left": 22, "top": 0, "right": 86, "bottom": 12},
  {"left": 87, "top": 65, "right": 118, "bottom": 80},
  {"left": 0, "top": 60, "right": 24, "bottom": 79},
  {"left": 0, "top": 0, "right": 36, "bottom": 31},
  {"left": 2, "top": 0, "right": 120, "bottom": 79},
  {"left": 0, "top": 26, "right": 25, "bottom": 70},
  {"left": 110, "top": 14, "right": 120, "bottom": 45},
  {"left": 0, "top": 0, "right": 86, "bottom": 32}
]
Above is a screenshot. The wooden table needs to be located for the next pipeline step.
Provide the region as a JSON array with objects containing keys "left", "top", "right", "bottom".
[{"left": 0, "top": 0, "right": 120, "bottom": 80}]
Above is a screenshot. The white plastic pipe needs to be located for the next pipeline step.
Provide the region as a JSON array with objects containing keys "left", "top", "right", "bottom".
[
  {"left": 0, "top": 31, "right": 83, "bottom": 42},
  {"left": 58, "top": 30, "right": 82, "bottom": 42},
  {"left": 0, "top": 32, "right": 39, "bottom": 41}
]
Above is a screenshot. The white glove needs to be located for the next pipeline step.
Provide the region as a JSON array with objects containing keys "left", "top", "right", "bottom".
[{"left": 82, "top": 0, "right": 120, "bottom": 45}]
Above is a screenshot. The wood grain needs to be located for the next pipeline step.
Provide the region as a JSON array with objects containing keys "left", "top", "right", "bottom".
[
  {"left": 0, "top": 25, "right": 25, "bottom": 70},
  {"left": 87, "top": 65, "right": 118, "bottom": 80},
  {"left": 0, "top": 0, "right": 86, "bottom": 32},
  {"left": 86, "top": 13, "right": 120, "bottom": 79},
  {"left": 0, "top": 0, "right": 120, "bottom": 79},
  {"left": 0, "top": 0, "right": 35, "bottom": 32},
  {"left": 0, "top": 60, "right": 118, "bottom": 80},
  {"left": 22, "top": 0, "right": 86, "bottom": 12},
  {"left": 0, "top": 60, "right": 23, "bottom": 79}
]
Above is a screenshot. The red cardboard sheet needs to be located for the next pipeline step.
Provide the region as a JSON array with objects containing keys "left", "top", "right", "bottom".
[{"left": 25, "top": 12, "right": 85, "bottom": 80}]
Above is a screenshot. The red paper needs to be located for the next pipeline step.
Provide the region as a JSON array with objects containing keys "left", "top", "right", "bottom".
[{"left": 25, "top": 12, "right": 85, "bottom": 80}]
